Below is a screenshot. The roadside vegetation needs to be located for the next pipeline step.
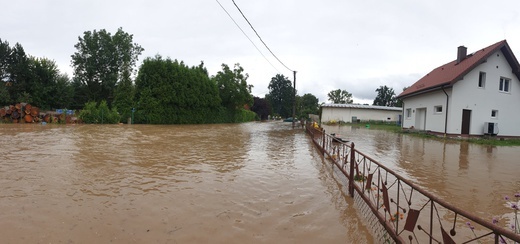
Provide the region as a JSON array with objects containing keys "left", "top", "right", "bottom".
[{"left": 0, "top": 28, "right": 321, "bottom": 124}]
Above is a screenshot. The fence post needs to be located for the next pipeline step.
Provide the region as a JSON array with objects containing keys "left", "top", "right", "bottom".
[
  {"left": 322, "top": 130, "right": 326, "bottom": 154},
  {"left": 349, "top": 142, "right": 355, "bottom": 197}
]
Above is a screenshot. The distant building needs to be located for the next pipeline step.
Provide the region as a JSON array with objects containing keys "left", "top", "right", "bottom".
[
  {"left": 397, "top": 40, "right": 520, "bottom": 137},
  {"left": 321, "top": 104, "right": 402, "bottom": 123}
]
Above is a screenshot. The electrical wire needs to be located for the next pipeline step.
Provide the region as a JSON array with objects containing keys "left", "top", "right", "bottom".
[
  {"left": 232, "top": 0, "right": 294, "bottom": 72},
  {"left": 215, "top": 0, "right": 281, "bottom": 74}
]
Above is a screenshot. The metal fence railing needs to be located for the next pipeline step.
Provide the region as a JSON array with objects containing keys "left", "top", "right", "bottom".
[{"left": 305, "top": 122, "right": 520, "bottom": 244}]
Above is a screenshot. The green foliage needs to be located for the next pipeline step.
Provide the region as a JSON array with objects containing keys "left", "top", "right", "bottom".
[
  {"left": 71, "top": 27, "right": 143, "bottom": 106},
  {"left": 26, "top": 57, "right": 73, "bottom": 110},
  {"left": 251, "top": 96, "right": 270, "bottom": 120},
  {"left": 213, "top": 63, "right": 253, "bottom": 110},
  {"left": 0, "top": 39, "right": 31, "bottom": 104},
  {"left": 266, "top": 74, "right": 293, "bottom": 118},
  {"left": 327, "top": 89, "right": 352, "bottom": 104},
  {"left": 134, "top": 56, "right": 223, "bottom": 124},
  {"left": 79, "top": 100, "right": 121, "bottom": 124},
  {"left": 298, "top": 93, "right": 319, "bottom": 118},
  {"left": 373, "top": 85, "right": 398, "bottom": 107},
  {"left": 112, "top": 69, "right": 135, "bottom": 123}
]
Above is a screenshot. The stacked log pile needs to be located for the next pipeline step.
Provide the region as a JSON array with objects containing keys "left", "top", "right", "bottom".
[{"left": 0, "top": 103, "right": 78, "bottom": 124}]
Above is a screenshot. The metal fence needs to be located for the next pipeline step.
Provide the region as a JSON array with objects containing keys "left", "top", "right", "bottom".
[{"left": 305, "top": 123, "right": 520, "bottom": 244}]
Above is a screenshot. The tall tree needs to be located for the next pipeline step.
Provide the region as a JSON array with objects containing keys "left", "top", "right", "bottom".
[
  {"left": 212, "top": 63, "right": 253, "bottom": 110},
  {"left": 251, "top": 96, "right": 270, "bottom": 120},
  {"left": 266, "top": 74, "right": 293, "bottom": 118},
  {"left": 373, "top": 85, "right": 397, "bottom": 107},
  {"left": 71, "top": 27, "right": 143, "bottom": 105},
  {"left": 27, "top": 57, "right": 73, "bottom": 109},
  {"left": 0, "top": 40, "right": 31, "bottom": 104},
  {"left": 327, "top": 89, "right": 353, "bottom": 104},
  {"left": 134, "top": 56, "right": 221, "bottom": 124},
  {"left": 112, "top": 69, "right": 135, "bottom": 122},
  {"left": 299, "top": 93, "right": 319, "bottom": 118}
]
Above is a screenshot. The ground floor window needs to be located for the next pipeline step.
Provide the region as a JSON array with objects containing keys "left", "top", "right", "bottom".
[
  {"left": 434, "top": 105, "right": 443, "bottom": 114},
  {"left": 406, "top": 108, "right": 411, "bottom": 118}
]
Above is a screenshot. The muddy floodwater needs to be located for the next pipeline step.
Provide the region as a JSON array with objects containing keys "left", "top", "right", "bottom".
[
  {"left": 324, "top": 124, "right": 520, "bottom": 225},
  {"left": 1, "top": 122, "right": 518, "bottom": 243},
  {"left": 0, "top": 122, "right": 372, "bottom": 243}
]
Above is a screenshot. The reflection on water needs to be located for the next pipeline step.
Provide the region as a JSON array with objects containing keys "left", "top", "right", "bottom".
[
  {"left": 0, "top": 122, "right": 372, "bottom": 243},
  {"left": 326, "top": 124, "right": 520, "bottom": 220}
]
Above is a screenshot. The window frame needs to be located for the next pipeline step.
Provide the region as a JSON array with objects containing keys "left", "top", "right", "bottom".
[
  {"left": 499, "top": 77, "right": 511, "bottom": 93},
  {"left": 434, "top": 105, "right": 443, "bottom": 114},
  {"left": 406, "top": 108, "right": 412, "bottom": 119},
  {"left": 478, "top": 72, "right": 486, "bottom": 88}
]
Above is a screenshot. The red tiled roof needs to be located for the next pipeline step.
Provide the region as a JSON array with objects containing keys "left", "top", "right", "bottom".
[{"left": 397, "top": 40, "right": 520, "bottom": 99}]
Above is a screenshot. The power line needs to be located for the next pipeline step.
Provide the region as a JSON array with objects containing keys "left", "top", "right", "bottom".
[
  {"left": 231, "top": 0, "right": 294, "bottom": 72},
  {"left": 215, "top": 0, "right": 281, "bottom": 74}
]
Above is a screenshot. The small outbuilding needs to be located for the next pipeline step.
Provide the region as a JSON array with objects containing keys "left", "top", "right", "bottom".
[{"left": 321, "top": 104, "right": 402, "bottom": 124}]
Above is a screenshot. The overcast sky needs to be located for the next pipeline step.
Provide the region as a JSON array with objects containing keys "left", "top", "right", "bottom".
[{"left": 3, "top": 0, "right": 520, "bottom": 104}]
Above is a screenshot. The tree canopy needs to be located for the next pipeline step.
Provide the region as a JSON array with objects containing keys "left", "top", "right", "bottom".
[
  {"left": 266, "top": 74, "right": 293, "bottom": 118},
  {"left": 298, "top": 93, "right": 319, "bottom": 118},
  {"left": 251, "top": 96, "right": 270, "bottom": 120},
  {"left": 373, "top": 85, "right": 398, "bottom": 107},
  {"left": 71, "top": 27, "right": 143, "bottom": 106},
  {"left": 327, "top": 89, "right": 352, "bottom": 104},
  {"left": 212, "top": 63, "right": 253, "bottom": 110},
  {"left": 134, "top": 56, "right": 223, "bottom": 124}
]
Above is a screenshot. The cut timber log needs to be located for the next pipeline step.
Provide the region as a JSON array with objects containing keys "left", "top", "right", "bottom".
[{"left": 24, "top": 114, "right": 33, "bottom": 123}]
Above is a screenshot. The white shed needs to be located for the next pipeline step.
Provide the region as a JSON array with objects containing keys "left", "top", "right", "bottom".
[{"left": 321, "top": 104, "right": 402, "bottom": 123}]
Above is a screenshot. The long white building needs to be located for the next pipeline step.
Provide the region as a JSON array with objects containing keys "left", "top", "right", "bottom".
[{"left": 321, "top": 104, "right": 402, "bottom": 124}]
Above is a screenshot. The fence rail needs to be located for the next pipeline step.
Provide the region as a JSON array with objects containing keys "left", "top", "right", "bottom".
[{"left": 305, "top": 123, "right": 520, "bottom": 244}]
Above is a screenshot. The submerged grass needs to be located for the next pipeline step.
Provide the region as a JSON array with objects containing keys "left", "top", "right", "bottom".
[{"left": 345, "top": 121, "right": 520, "bottom": 146}]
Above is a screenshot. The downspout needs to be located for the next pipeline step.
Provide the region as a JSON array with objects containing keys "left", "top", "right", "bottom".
[{"left": 441, "top": 86, "right": 449, "bottom": 137}]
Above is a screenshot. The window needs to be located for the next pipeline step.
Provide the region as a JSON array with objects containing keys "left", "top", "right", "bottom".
[
  {"left": 478, "top": 72, "right": 486, "bottom": 88},
  {"left": 499, "top": 77, "right": 511, "bottom": 92},
  {"left": 491, "top": 110, "right": 498, "bottom": 118},
  {"left": 434, "top": 105, "right": 443, "bottom": 113},
  {"left": 406, "top": 108, "right": 411, "bottom": 118}
]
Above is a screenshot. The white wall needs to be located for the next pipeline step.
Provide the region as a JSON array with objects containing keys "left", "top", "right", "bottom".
[
  {"left": 450, "top": 50, "right": 520, "bottom": 136},
  {"left": 402, "top": 90, "right": 449, "bottom": 132},
  {"left": 321, "top": 107, "right": 402, "bottom": 123}
]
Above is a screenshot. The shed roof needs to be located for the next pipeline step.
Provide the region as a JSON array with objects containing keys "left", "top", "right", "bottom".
[{"left": 397, "top": 40, "right": 520, "bottom": 99}]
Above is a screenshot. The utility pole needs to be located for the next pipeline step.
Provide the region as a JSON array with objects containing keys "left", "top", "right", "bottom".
[{"left": 292, "top": 70, "right": 297, "bottom": 129}]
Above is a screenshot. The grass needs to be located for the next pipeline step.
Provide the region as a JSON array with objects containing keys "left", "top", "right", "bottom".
[{"left": 343, "top": 121, "right": 520, "bottom": 146}]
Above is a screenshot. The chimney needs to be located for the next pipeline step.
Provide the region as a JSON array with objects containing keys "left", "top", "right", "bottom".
[{"left": 457, "top": 46, "right": 467, "bottom": 64}]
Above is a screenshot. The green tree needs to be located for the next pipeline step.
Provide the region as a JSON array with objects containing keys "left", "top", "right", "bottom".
[
  {"left": 373, "top": 85, "right": 397, "bottom": 107},
  {"left": 327, "top": 89, "right": 352, "bottom": 104},
  {"left": 112, "top": 69, "right": 135, "bottom": 123},
  {"left": 0, "top": 40, "right": 31, "bottom": 104},
  {"left": 71, "top": 27, "right": 143, "bottom": 105},
  {"left": 298, "top": 93, "right": 319, "bottom": 118},
  {"left": 212, "top": 63, "right": 253, "bottom": 110},
  {"left": 266, "top": 74, "right": 293, "bottom": 118},
  {"left": 134, "top": 56, "right": 222, "bottom": 124},
  {"left": 27, "top": 57, "right": 73, "bottom": 110},
  {"left": 251, "top": 96, "right": 270, "bottom": 120}
]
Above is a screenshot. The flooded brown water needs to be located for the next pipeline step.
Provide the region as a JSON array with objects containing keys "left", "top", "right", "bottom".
[
  {"left": 0, "top": 122, "right": 372, "bottom": 244},
  {"left": 326, "top": 124, "right": 520, "bottom": 225}
]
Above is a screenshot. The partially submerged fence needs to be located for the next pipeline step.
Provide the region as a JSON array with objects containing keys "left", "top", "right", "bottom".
[{"left": 305, "top": 123, "right": 520, "bottom": 243}]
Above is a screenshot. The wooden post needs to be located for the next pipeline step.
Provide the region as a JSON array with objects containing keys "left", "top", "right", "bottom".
[{"left": 349, "top": 142, "right": 356, "bottom": 197}]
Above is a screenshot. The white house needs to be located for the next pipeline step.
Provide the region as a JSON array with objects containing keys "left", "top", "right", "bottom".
[
  {"left": 397, "top": 40, "right": 520, "bottom": 137},
  {"left": 321, "top": 104, "right": 402, "bottom": 123}
]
